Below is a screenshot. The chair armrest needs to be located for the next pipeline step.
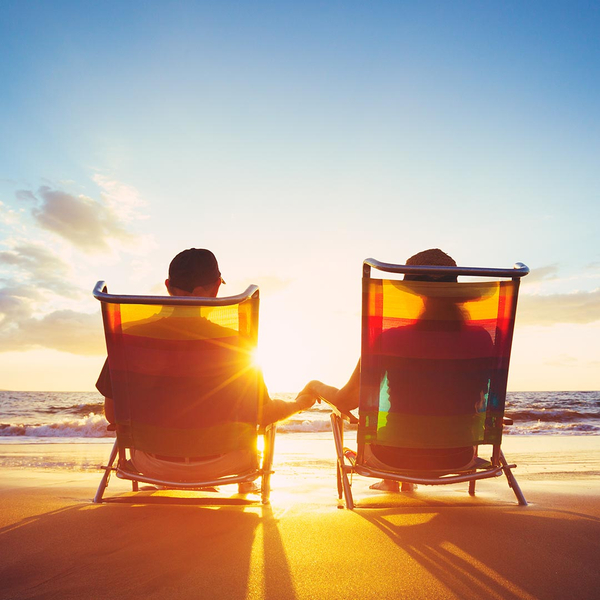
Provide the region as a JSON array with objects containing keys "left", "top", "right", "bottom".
[{"left": 318, "top": 396, "right": 359, "bottom": 425}]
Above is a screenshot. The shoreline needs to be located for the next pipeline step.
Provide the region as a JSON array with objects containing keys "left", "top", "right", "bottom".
[{"left": 2, "top": 433, "right": 600, "bottom": 473}]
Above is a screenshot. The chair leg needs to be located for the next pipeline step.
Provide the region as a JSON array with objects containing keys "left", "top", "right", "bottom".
[
  {"left": 261, "top": 472, "right": 271, "bottom": 505},
  {"left": 468, "top": 480, "right": 476, "bottom": 496},
  {"left": 500, "top": 450, "right": 527, "bottom": 506},
  {"left": 261, "top": 424, "right": 276, "bottom": 504},
  {"left": 469, "top": 449, "right": 479, "bottom": 496},
  {"left": 339, "top": 460, "right": 354, "bottom": 509},
  {"left": 132, "top": 481, "right": 139, "bottom": 491},
  {"left": 336, "top": 462, "right": 343, "bottom": 499},
  {"left": 330, "top": 414, "right": 354, "bottom": 509},
  {"left": 93, "top": 439, "right": 118, "bottom": 504}
]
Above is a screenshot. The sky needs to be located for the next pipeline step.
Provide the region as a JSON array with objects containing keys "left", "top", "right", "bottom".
[{"left": 0, "top": 0, "right": 599, "bottom": 392}]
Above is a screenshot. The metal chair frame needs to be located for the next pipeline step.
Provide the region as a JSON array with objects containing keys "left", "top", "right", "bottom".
[
  {"left": 329, "top": 259, "right": 529, "bottom": 509},
  {"left": 92, "top": 282, "right": 275, "bottom": 505}
]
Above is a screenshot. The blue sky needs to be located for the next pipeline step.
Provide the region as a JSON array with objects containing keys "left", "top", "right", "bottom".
[{"left": 1, "top": 1, "right": 599, "bottom": 391}]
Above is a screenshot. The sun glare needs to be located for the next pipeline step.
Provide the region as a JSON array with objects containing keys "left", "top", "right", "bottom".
[{"left": 251, "top": 346, "right": 265, "bottom": 370}]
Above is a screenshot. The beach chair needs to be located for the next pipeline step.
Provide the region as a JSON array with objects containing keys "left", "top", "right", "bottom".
[
  {"left": 329, "top": 258, "right": 529, "bottom": 509},
  {"left": 92, "top": 282, "right": 275, "bottom": 504}
]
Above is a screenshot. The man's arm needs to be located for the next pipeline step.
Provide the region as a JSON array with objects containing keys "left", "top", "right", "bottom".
[
  {"left": 260, "top": 390, "right": 317, "bottom": 426},
  {"left": 304, "top": 359, "right": 360, "bottom": 413},
  {"left": 104, "top": 396, "right": 116, "bottom": 425},
  {"left": 96, "top": 359, "right": 116, "bottom": 426}
]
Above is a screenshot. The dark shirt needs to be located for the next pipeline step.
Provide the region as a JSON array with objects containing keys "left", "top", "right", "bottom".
[
  {"left": 368, "top": 323, "right": 493, "bottom": 470},
  {"left": 96, "top": 312, "right": 297, "bottom": 427}
]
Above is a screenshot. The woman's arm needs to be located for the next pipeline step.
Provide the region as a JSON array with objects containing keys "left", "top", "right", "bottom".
[{"left": 304, "top": 359, "right": 361, "bottom": 413}]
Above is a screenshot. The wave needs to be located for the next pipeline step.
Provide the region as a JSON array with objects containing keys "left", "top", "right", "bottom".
[
  {"left": 0, "top": 417, "right": 597, "bottom": 438},
  {"left": 42, "top": 402, "right": 105, "bottom": 416},
  {"left": 277, "top": 417, "right": 334, "bottom": 433},
  {"left": 507, "top": 410, "right": 600, "bottom": 422},
  {"left": 505, "top": 421, "right": 600, "bottom": 434},
  {"left": 1, "top": 409, "right": 598, "bottom": 439},
  {"left": 279, "top": 420, "right": 600, "bottom": 435},
  {"left": 0, "top": 414, "right": 113, "bottom": 438},
  {"left": 68, "top": 402, "right": 105, "bottom": 417},
  {"left": 0, "top": 414, "right": 342, "bottom": 437}
]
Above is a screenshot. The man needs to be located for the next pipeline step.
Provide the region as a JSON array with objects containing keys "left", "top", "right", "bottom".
[
  {"left": 97, "top": 248, "right": 316, "bottom": 486},
  {"left": 303, "top": 249, "right": 491, "bottom": 492}
]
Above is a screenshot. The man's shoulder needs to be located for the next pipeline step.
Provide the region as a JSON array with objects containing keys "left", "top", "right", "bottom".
[{"left": 124, "top": 313, "right": 240, "bottom": 341}]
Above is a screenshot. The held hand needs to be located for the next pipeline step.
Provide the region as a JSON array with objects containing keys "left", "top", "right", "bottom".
[
  {"left": 300, "top": 380, "right": 327, "bottom": 403},
  {"left": 300, "top": 380, "right": 318, "bottom": 394},
  {"left": 294, "top": 391, "right": 317, "bottom": 411}
]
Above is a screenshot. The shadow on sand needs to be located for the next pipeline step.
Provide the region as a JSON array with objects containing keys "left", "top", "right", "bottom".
[
  {"left": 350, "top": 490, "right": 600, "bottom": 600},
  {"left": 0, "top": 491, "right": 298, "bottom": 600}
]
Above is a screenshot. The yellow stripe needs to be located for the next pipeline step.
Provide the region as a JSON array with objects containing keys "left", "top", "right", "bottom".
[
  {"left": 116, "top": 306, "right": 243, "bottom": 340},
  {"left": 374, "top": 280, "right": 504, "bottom": 322},
  {"left": 124, "top": 421, "right": 258, "bottom": 456}
]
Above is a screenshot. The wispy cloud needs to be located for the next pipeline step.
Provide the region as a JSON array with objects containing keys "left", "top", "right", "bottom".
[
  {"left": 0, "top": 304, "right": 104, "bottom": 355},
  {"left": 0, "top": 201, "right": 24, "bottom": 226},
  {"left": 543, "top": 354, "right": 578, "bottom": 367},
  {"left": 93, "top": 174, "right": 147, "bottom": 222},
  {"left": 15, "top": 190, "right": 37, "bottom": 202},
  {"left": 0, "top": 243, "right": 74, "bottom": 297},
  {"left": 25, "top": 186, "right": 135, "bottom": 253},
  {"left": 518, "top": 289, "right": 600, "bottom": 325},
  {"left": 523, "top": 264, "right": 559, "bottom": 283},
  {"left": 0, "top": 244, "right": 103, "bottom": 354},
  {"left": 0, "top": 177, "right": 150, "bottom": 355},
  {"left": 0, "top": 285, "right": 38, "bottom": 322}
]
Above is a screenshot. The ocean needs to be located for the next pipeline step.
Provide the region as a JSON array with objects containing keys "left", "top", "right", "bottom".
[{"left": 1, "top": 390, "right": 599, "bottom": 442}]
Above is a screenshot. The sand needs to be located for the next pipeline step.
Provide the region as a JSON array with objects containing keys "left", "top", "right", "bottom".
[{"left": 1, "top": 435, "right": 599, "bottom": 599}]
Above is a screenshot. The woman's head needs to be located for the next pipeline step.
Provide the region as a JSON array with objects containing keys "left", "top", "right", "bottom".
[{"left": 404, "top": 248, "right": 457, "bottom": 282}]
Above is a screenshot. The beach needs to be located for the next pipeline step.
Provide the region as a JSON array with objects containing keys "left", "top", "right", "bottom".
[
  {"left": 1, "top": 434, "right": 599, "bottom": 600},
  {"left": 3, "top": 0, "right": 599, "bottom": 597}
]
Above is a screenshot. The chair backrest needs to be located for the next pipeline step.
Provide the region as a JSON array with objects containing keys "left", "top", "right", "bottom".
[
  {"left": 94, "top": 283, "right": 262, "bottom": 458},
  {"left": 358, "top": 259, "right": 528, "bottom": 457}
]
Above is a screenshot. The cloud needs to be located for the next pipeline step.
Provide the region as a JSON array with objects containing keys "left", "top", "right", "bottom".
[
  {"left": 523, "top": 264, "right": 559, "bottom": 284},
  {"left": 0, "top": 203, "right": 24, "bottom": 226},
  {"left": 543, "top": 354, "right": 578, "bottom": 367},
  {"left": 0, "top": 274, "right": 104, "bottom": 355},
  {"left": 15, "top": 190, "right": 37, "bottom": 202},
  {"left": 30, "top": 186, "right": 135, "bottom": 253},
  {"left": 0, "top": 286, "right": 38, "bottom": 323},
  {"left": 0, "top": 236, "right": 106, "bottom": 357},
  {"left": 0, "top": 305, "right": 105, "bottom": 355},
  {"left": 0, "top": 249, "right": 102, "bottom": 354},
  {"left": 0, "top": 243, "right": 74, "bottom": 297},
  {"left": 0, "top": 177, "right": 151, "bottom": 357},
  {"left": 93, "top": 174, "right": 146, "bottom": 221},
  {"left": 518, "top": 289, "right": 600, "bottom": 326}
]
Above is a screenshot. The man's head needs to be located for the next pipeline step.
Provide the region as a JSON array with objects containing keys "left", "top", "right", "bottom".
[
  {"left": 165, "top": 248, "right": 223, "bottom": 297},
  {"left": 404, "top": 248, "right": 457, "bottom": 283}
]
